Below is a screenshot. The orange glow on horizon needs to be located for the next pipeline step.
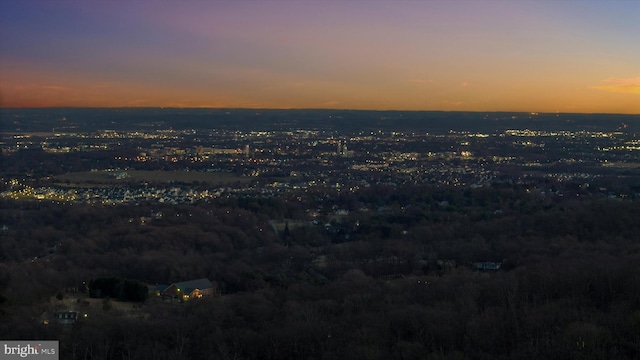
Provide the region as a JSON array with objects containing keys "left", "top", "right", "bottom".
[{"left": 2, "top": 1, "right": 639, "bottom": 115}]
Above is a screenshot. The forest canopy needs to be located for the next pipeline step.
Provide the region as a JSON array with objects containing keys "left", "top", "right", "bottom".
[{"left": 1, "top": 181, "right": 640, "bottom": 359}]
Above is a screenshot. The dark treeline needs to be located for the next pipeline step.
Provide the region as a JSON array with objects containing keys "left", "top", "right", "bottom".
[
  {"left": 1, "top": 183, "right": 640, "bottom": 359},
  {"left": 2, "top": 108, "right": 640, "bottom": 134},
  {"left": 89, "top": 277, "right": 148, "bottom": 302}
]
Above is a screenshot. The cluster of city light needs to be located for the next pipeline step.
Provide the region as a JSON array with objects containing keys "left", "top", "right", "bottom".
[
  {"left": 512, "top": 140, "right": 545, "bottom": 148},
  {"left": 98, "top": 130, "right": 180, "bottom": 140},
  {"left": 621, "top": 140, "right": 640, "bottom": 151},
  {"left": 1, "top": 179, "right": 231, "bottom": 204},
  {"left": 598, "top": 139, "right": 640, "bottom": 152},
  {"left": 505, "top": 129, "right": 622, "bottom": 138},
  {"left": 599, "top": 145, "right": 640, "bottom": 152},
  {"left": 2, "top": 180, "right": 78, "bottom": 202}
]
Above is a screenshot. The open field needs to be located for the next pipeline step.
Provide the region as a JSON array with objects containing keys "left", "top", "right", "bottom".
[
  {"left": 50, "top": 170, "right": 252, "bottom": 186},
  {"left": 269, "top": 219, "right": 314, "bottom": 234}
]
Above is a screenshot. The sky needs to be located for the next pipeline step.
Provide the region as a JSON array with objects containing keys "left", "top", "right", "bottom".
[{"left": 1, "top": 0, "right": 639, "bottom": 113}]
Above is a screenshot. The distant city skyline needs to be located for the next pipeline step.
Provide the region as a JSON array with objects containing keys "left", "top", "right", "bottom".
[{"left": 1, "top": 0, "right": 638, "bottom": 114}]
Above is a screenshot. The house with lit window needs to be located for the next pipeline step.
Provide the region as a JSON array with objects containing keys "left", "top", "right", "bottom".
[{"left": 155, "top": 278, "right": 214, "bottom": 301}]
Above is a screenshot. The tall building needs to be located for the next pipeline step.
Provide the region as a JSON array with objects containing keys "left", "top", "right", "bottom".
[{"left": 337, "top": 140, "right": 348, "bottom": 157}]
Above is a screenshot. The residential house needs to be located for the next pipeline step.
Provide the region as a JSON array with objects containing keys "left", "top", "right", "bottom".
[
  {"left": 474, "top": 262, "right": 502, "bottom": 271},
  {"left": 40, "top": 311, "right": 80, "bottom": 325},
  {"left": 55, "top": 311, "right": 79, "bottom": 325},
  {"left": 156, "top": 278, "right": 214, "bottom": 301}
]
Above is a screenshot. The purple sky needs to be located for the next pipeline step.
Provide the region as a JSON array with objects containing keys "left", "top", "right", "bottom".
[{"left": 1, "top": 0, "right": 639, "bottom": 113}]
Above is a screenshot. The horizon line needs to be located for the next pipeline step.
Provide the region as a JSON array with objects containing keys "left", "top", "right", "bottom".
[{"left": 1, "top": 106, "right": 638, "bottom": 116}]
